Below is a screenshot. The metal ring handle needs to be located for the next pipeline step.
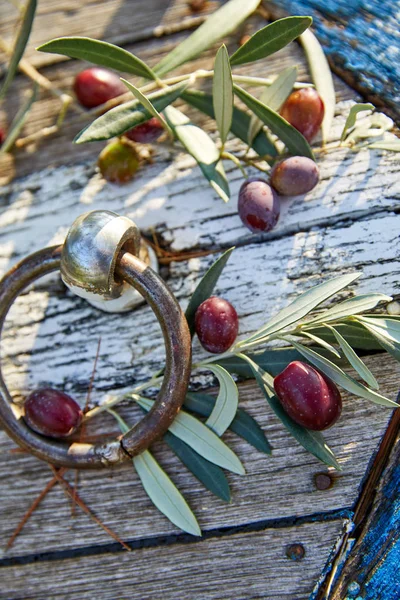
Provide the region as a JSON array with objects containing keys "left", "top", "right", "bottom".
[{"left": 0, "top": 246, "right": 192, "bottom": 468}]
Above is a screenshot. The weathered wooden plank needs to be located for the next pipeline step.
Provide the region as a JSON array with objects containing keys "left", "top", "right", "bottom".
[
  {"left": 269, "top": 0, "right": 400, "bottom": 121},
  {"left": 0, "top": 0, "right": 215, "bottom": 70},
  {"left": 0, "top": 358, "right": 396, "bottom": 559},
  {"left": 0, "top": 519, "right": 346, "bottom": 599}
]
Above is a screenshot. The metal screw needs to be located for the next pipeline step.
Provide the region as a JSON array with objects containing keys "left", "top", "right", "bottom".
[
  {"left": 314, "top": 472, "right": 334, "bottom": 490},
  {"left": 286, "top": 543, "right": 305, "bottom": 561}
]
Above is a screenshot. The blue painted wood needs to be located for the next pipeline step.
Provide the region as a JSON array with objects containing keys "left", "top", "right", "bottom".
[{"left": 269, "top": 0, "right": 400, "bottom": 121}]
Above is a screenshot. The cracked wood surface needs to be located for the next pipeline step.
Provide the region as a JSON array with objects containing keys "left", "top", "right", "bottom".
[{"left": 0, "top": 1, "right": 399, "bottom": 599}]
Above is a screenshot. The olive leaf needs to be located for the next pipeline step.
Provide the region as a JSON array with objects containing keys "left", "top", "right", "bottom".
[
  {"left": 299, "top": 330, "right": 341, "bottom": 358},
  {"left": 324, "top": 324, "right": 379, "bottom": 390},
  {"left": 0, "top": 84, "right": 38, "bottom": 153},
  {"left": 289, "top": 340, "right": 398, "bottom": 408},
  {"left": 242, "top": 272, "right": 361, "bottom": 346},
  {"left": 0, "top": 0, "right": 37, "bottom": 100},
  {"left": 230, "top": 16, "right": 312, "bottom": 66},
  {"left": 154, "top": 0, "right": 261, "bottom": 76},
  {"left": 185, "top": 247, "right": 234, "bottom": 336},
  {"left": 200, "top": 364, "right": 239, "bottom": 436},
  {"left": 368, "top": 140, "right": 400, "bottom": 152},
  {"left": 135, "top": 396, "right": 245, "bottom": 475},
  {"left": 74, "top": 82, "right": 187, "bottom": 143},
  {"left": 340, "top": 103, "right": 374, "bottom": 142},
  {"left": 237, "top": 354, "right": 341, "bottom": 470},
  {"left": 213, "top": 44, "right": 233, "bottom": 145},
  {"left": 164, "top": 432, "right": 231, "bottom": 502},
  {"left": 234, "top": 84, "right": 314, "bottom": 159},
  {"left": 248, "top": 66, "right": 298, "bottom": 145},
  {"left": 305, "top": 322, "right": 382, "bottom": 351},
  {"left": 37, "top": 37, "right": 156, "bottom": 80},
  {"left": 185, "top": 392, "right": 272, "bottom": 455},
  {"left": 134, "top": 450, "right": 202, "bottom": 536},
  {"left": 164, "top": 105, "right": 230, "bottom": 202},
  {"left": 304, "top": 293, "right": 392, "bottom": 326},
  {"left": 356, "top": 316, "right": 400, "bottom": 362},
  {"left": 300, "top": 29, "right": 335, "bottom": 143},
  {"left": 108, "top": 409, "right": 201, "bottom": 536},
  {"left": 120, "top": 78, "right": 173, "bottom": 139},
  {"left": 182, "top": 89, "right": 277, "bottom": 160}
]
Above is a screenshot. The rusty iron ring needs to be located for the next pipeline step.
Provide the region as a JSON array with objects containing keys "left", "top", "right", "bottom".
[{"left": 0, "top": 245, "right": 192, "bottom": 469}]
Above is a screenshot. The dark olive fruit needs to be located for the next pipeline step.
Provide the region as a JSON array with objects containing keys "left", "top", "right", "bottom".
[
  {"left": 98, "top": 140, "right": 140, "bottom": 184},
  {"left": 270, "top": 156, "right": 320, "bottom": 196},
  {"left": 125, "top": 117, "right": 164, "bottom": 143},
  {"left": 73, "top": 67, "right": 126, "bottom": 109},
  {"left": 195, "top": 296, "right": 239, "bottom": 354},
  {"left": 0, "top": 127, "right": 6, "bottom": 145},
  {"left": 274, "top": 361, "right": 342, "bottom": 431},
  {"left": 24, "top": 388, "right": 83, "bottom": 438},
  {"left": 280, "top": 88, "right": 325, "bottom": 142},
  {"left": 238, "top": 177, "right": 280, "bottom": 233}
]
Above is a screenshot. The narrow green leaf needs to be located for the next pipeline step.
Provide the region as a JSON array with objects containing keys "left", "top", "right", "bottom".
[
  {"left": 133, "top": 450, "right": 201, "bottom": 536},
  {"left": 304, "top": 293, "right": 392, "bottom": 326},
  {"left": 154, "top": 0, "right": 261, "bottom": 76},
  {"left": 164, "top": 105, "right": 230, "bottom": 202},
  {"left": 306, "top": 322, "right": 383, "bottom": 351},
  {"left": 299, "top": 330, "right": 341, "bottom": 358},
  {"left": 356, "top": 317, "right": 400, "bottom": 362},
  {"left": 368, "top": 140, "right": 400, "bottom": 152},
  {"left": 234, "top": 84, "right": 314, "bottom": 159},
  {"left": 237, "top": 354, "right": 341, "bottom": 470},
  {"left": 75, "top": 82, "right": 186, "bottom": 143},
  {"left": 202, "top": 364, "right": 239, "bottom": 436},
  {"left": 213, "top": 45, "right": 233, "bottom": 144},
  {"left": 0, "top": 0, "right": 37, "bottom": 100},
  {"left": 0, "top": 84, "right": 37, "bottom": 153},
  {"left": 135, "top": 396, "right": 245, "bottom": 475},
  {"left": 289, "top": 341, "right": 398, "bottom": 408},
  {"left": 325, "top": 325, "right": 379, "bottom": 390},
  {"left": 248, "top": 66, "right": 298, "bottom": 145},
  {"left": 300, "top": 28, "right": 335, "bottom": 143},
  {"left": 182, "top": 89, "right": 277, "bottom": 160},
  {"left": 37, "top": 37, "right": 156, "bottom": 80},
  {"left": 164, "top": 432, "right": 231, "bottom": 502},
  {"left": 340, "top": 103, "right": 374, "bottom": 142},
  {"left": 185, "top": 393, "right": 272, "bottom": 455},
  {"left": 185, "top": 247, "right": 234, "bottom": 336},
  {"left": 243, "top": 272, "right": 361, "bottom": 345},
  {"left": 121, "top": 78, "right": 173, "bottom": 138},
  {"left": 230, "top": 16, "right": 312, "bottom": 66}
]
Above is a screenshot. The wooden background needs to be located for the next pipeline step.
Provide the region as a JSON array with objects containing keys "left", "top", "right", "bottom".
[{"left": 0, "top": 1, "right": 399, "bottom": 598}]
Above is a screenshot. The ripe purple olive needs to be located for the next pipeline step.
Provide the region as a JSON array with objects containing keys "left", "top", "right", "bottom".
[
  {"left": 238, "top": 178, "right": 280, "bottom": 233},
  {"left": 24, "top": 388, "right": 83, "bottom": 438},
  {"left": 274, "top": 361, "right": 342, "bottom": 431},
  {"left": 280, "top": 88, "right": 325, "bottom": 142},
  {"left": 73, "top": 67, "right": 126, "bottom": 109},
  {"left": 125, "top": 117, "right": 164, "bottom": 143},
  {"left": 195, "top": 296, "right": 239, "bottom": 354},
  {"left": 270, "top": 156, "right": 320, "bottom": 196},
  {"left": 98, "top": 139, "right": 140, "bottom": 184}
]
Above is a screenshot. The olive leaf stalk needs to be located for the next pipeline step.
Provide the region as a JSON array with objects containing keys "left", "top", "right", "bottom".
[{"left": 85, "top": 249, "right": 399, "bottom": 537}]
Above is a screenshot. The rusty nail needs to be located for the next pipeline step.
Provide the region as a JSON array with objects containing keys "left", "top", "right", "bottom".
[
  {"left": 314, "top": 472, "right": 334, "bottom": 490},
  {"left": 286, "top": 543, "right": 305, "bottom": 561}
]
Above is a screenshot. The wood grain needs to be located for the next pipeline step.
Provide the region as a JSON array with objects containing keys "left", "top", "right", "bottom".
[
  {"left": 0, "top": 519, "right": 345, "bottom": 600},
  {"left": 0, "top": 358, "right": 396, "bottom": 559}
]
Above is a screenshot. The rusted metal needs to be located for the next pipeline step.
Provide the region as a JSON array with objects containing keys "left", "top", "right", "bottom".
[
  {"left": 314, "top": 472, "right": 334, "bottom": 491},
  {"left": 286, "top": 543, "right": 306, "bottom": 561},
  {"left": 0, "top": 214, "right": 192, "bottom": 469}
]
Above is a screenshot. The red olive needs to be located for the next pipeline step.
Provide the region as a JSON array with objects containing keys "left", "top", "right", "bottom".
[
  {"left": 195, "top": 296, "right": 239, "bottom": 354},
  {"left": 280, "top": 88, "right": 325, "bottom": 142},
  {"left": 24, "top": 388, "right": 83, "bottom": 438},
  {"left": 125, "top": 117, "right": 164, "bottom": 143},
  {"left": 270, "top": 156, "right": 319, "bottom": 196},
  {"left": 273, "top": 361, "right": 342, "bottom": 430},
  {"left": 73, "top": 67, "right": 126, "bottom": 109},
  {"left": 98, "top": 139, "right": 140, "bottom": 184},
  {"left": 0, "top": 127, "right": 6, "bottom": 145},
  {"left": 238, "top": 178, "right": 280, "bottom": 233}
]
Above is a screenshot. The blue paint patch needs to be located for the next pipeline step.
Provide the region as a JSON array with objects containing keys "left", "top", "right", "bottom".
[{"left": 272, "top": 1, "right": 400, "bottom": 117}]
